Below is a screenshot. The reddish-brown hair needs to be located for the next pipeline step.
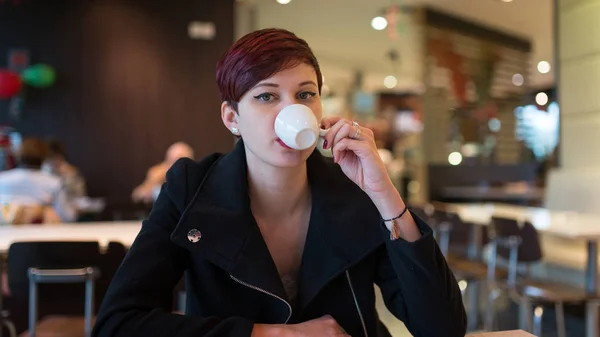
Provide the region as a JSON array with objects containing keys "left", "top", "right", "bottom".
[{"left": 216, "top": 28, "right": 322, "bottom": 112}]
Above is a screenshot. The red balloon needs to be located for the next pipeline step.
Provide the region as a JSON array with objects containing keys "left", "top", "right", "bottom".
[{"left": 0, "top": 70, "right": 22, "bottom": 99}]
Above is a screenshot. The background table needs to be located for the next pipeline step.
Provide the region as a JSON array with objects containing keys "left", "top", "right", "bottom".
[{"left": 467, "top": 330, "right": 535, "bottom": 336}]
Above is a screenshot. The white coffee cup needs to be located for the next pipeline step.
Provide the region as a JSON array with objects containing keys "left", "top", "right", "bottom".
[{"left": 274, "top": 104, "right": 328, "bottom": 150}]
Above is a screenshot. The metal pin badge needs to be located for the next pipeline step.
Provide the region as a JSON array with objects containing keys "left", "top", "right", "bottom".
[{"left": 187, "top": 229, "right": 202, "bottom": 243}]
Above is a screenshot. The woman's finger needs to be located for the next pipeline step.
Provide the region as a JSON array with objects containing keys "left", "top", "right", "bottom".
[
  {"left": 332, "top": 123, "right": 362, "bottom": 149},
  {"left": 320, "top": 116, "right": 343, "bottom": 129},
  {"left": 323, "top": 119, "right": 352, "bottom": 149},
  {"left": 332, "top": 138, "right": 374, "bottom": 163}
]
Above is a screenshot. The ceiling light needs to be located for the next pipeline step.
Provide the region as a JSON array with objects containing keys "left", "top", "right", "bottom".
[
  {"left": 537, "top": 61, "right": 551, "bottom": 74},
  {"left": 371, "top": 16, "right": 388, "bottom": 31},
  {"left": 276, "top": 0, "right": 291, "bottom": 4},
  {"left": 512, "top": 73, "right": 524, "bottom": 86},
  {"left": 488, "top": 118, "right": 502, "bottom": 132},
  {"left": 383, "top": 75, "right": 397, "bottom": 89},
  {"left": 448, "top": 152, "right": 463, "bottom": 166},
  {"left": 535, "top": 92, "right": 549, "bottom": 106},
  {"left": 188, "top": 21, "right": 216, "bottom": 40},
  {"left": 501, "top": 0, "right": 514, "bottom": 2}
]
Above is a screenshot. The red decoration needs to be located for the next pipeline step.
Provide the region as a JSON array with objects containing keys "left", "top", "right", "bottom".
[
  {"left": 428, "top": 37, "right": 469, "bottom": 107},
  {"left": 386, "top": 5, "right": 399, "bottom": 40},
  {"left": 0, "top": 70, "right": 22, "bottom": 99}
]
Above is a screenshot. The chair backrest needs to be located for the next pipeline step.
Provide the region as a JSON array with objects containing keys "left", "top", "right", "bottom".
[
  {"left": 491, "top": 217, "right": 543, "bottom": 263},
  {"left": 6, "top": 241, "right": 126, "bottom": 318},
  {"left": 431, "top": 207, "right": 490, "bottom": 256},
  {"left": 408, "top": 205, "right": 428, "bottom": 222}
]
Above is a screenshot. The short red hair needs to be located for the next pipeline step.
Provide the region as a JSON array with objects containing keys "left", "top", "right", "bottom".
[{"left": 216, "top": 28, "right": 323, "bottom": 111}]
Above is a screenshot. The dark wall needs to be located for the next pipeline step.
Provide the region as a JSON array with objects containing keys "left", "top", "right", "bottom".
[{"left": 0, "top": 0, "right": 235, "bottom": 202}]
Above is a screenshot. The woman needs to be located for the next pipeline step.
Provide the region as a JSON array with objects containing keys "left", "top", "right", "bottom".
[{"left": 93, "top": 28, "right": 466, "bottom": 337}]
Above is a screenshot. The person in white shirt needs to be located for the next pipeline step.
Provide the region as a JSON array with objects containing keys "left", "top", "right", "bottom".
[
  {"left": 0, "top": 138, "right": 77, "bottom": 223},
  {"left": 42, "top": 139, "right": 87, "bottom": 200}
]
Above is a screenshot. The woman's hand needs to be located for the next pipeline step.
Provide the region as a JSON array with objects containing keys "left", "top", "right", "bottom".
[
  {"left": 320, "top": 117, "right": 420, "bottom": 240},
  {"left": 321, "top": 117, "right": 398, "bottom": 199},
  {"left": 252, "top": 315, "right": 351, "bottom": 337}
]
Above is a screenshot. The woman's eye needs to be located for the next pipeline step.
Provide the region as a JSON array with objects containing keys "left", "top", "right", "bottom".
[
  {"left": 254, "top": 93, "right": 275, "bottom": 102},
  {"left": 298, "top": 91, "right": 317, "bottom": 100}
]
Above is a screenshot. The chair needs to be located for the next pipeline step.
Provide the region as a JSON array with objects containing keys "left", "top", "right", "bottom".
[
  {"left": 1, "top": 250, "right": 17, "bottom": 337},
  {"left": 24, "top": 267, "right": 99, "bottom": 337},
  {"left": 484, "top": 217, "right": 592, "bottom": 337},
  {"left": 411, "top": 204, "right": 497, "bottom": 286},
  {"left": 1, "top": 311, "right": 17, "bottom": 337},
  {"left": 6, "top": 242, "right": 126, "bottom": 336},
  {"left": 411, "top": 203, "right": 501, "bottom": 332},
  {"left": 1, "top": 254, "right": 17, "bottom": 337}
]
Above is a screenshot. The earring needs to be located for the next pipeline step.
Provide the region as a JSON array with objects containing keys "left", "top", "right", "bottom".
[{"left": 231, "top": 127, "right": 239, "bottom": 135}]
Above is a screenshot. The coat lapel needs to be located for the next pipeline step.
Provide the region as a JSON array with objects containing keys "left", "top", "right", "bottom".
[
  {"left": 296, "top": 153, "right": 384, "bottom": 314},
  {"left": 170, "top": 140, "right": 287, "bottom": 301}
]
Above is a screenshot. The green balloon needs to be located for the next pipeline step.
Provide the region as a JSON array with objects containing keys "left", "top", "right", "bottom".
[{"left": 22, "top": 64, "right": 56, "bottom": 88}]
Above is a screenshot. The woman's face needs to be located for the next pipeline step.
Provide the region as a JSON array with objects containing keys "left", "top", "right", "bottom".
[{"left": 222, "top": 63, "right": 322, "bottom": 168}]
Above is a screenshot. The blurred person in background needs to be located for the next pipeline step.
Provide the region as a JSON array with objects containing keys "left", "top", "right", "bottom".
[
  {"left": 0, "top": 138, "right": 77, "bottom": 223},
  {"left": 43, "top": 139, "right": 87, "bottom": 201},
  {"left": 131, "top": 142, "right": 194, "bottom": 203}
]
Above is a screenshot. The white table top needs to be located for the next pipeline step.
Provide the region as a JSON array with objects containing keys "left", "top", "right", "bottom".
[
  {"left": 0, "top": 221, "right": 142, "bottom": 253},
  {"left": 441, "top": 186, "right": 544, "bottom": 201},
  {"left": 445, "top": 203, "right": 600, "bottom": 241},
  {"left": 467, "top": 330, "right": 534, "bottom": 337}
]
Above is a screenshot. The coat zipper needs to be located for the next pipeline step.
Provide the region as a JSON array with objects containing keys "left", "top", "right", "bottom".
[
  {"left": 345, "top": 270, "right": 368, "bottom": 337},
  {"left": 230, "top": 275, "right": 293, "bottom": 324}
]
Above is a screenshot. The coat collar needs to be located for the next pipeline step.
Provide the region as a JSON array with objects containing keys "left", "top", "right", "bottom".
[{"left": 171, "top": 139, "right": 384, "bottom": 314}]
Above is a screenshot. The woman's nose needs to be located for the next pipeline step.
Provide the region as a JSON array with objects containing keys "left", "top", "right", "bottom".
[{"left": 280, "top": 94, "right": 303, "bottom": 106}]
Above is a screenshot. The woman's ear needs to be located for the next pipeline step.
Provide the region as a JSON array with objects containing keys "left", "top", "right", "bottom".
[{"left": 221, "top": 102, "right": 240, "bottom": 136}]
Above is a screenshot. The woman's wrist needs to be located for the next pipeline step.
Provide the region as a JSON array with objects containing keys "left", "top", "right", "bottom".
[
  {"left": 251, "top": 324, "right": 289, "bottom": 337},
  {"left": 369, "top": 184, "right": 422, "bottom": 242},
  {"left": 369, "top": 186, "right": 406, "bottom": 220}
]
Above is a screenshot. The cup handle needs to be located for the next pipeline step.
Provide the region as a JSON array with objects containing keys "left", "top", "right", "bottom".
[{"left": 319, "top": 128, "right": 329, "bottom": 137}]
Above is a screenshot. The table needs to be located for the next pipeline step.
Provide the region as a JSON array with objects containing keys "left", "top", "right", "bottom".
[
  {"left": 465, "top": 330, "right": 535, "bottom": 337},
  {"left": 467, "top": 330, "right": 535, "bottom": 337},
  {"left": 443, "top": 203, "right": 600, "bottom": 337},
  {"left": 0, "top": 221, "right": 141, "bottom": 337},
  {"left": 441, "top": 186, "right": 544, "bottom": 203},
  {"left": 0, "top": 221, "right": 142, "bottom": 254}
]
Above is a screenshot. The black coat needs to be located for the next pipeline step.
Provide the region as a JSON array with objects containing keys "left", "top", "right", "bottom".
[{"left": 92, "top": 140, "right": 466, "bottom": 337}]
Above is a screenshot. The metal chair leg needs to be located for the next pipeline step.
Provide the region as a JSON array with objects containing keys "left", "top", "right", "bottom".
[
  {"left": 533, "top": 305, "right": 544, "bottom": 337},
  {"left": 585, "top": 300, "right": 600, "bottom": 337},
  {"left": 555, "top": 302, "right": 566, "bottom": 337},
  {"left": 519, "top": 298, "right": 533, "bottom": 332},
  {"left": 465, "top": 281, "right": 480, "bottom": 331},
  {"left": 484, "top": 287, "right": 501, "bottom": 331}
]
